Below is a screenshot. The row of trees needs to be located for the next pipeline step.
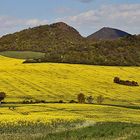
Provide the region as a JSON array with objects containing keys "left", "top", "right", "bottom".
[
  {"left": 0, "top": 92, "right": 104, "bottom": 105},
  {"left": 114, "top": 77, "right": 139, "bottom": 86},
  {"left": 77, "top": 93, "right": 104, "bottom": 104}
]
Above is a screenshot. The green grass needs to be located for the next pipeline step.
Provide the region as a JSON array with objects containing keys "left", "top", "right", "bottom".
[
  {"left": 46, "top": 122, "right": 140, "bottom": 140},
  {"left": 0, "top": 51, "right": 45, "bottom": 59},
  {"left": 0, "top": 121, "right": 139, "bottom": 140}
]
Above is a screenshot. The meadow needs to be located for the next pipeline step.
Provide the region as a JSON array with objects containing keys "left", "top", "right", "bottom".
[
  {"left": 0, "top": 51, "right": 45, "bottom": 59},
  {"left": 0, "top": 53, "right": 140, "bottom": 139}
]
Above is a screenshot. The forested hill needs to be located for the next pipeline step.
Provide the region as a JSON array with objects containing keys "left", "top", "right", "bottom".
[
  {"left": 0, "top": 22, "right": 140, "bottom": 66},
  {"left": 0, "top": 22, "right": 84, "bottom": 52},
  {"left": 42, "top": 35, "right": 140, "bottom": 66}
]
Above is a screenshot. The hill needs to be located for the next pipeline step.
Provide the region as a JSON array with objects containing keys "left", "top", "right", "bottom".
[
  {"left": 0, "top": 22, "right": 83, "bottom": 52},
  {"left": 87, "top": 27, "right": 131, "bottom": 40},
  {"left": 0, "top": 23, "right": 140, "bottom": 66},
  {"left": 0, "top": 55, "right": 140, "bottom": 105}
]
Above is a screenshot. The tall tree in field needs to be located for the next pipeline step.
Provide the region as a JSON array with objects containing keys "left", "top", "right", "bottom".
[
  {"left": 77, "top": 93, "right": 85, "bottom": 103},
  {"left": 0, "top": 92, "right": 6, "bottom": 104}
]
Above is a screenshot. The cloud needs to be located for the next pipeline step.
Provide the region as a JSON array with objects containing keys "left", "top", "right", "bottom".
[
  {"left": 0, "top": 16, "right": 48, "bottom": 36},
  {"left": 0, "top": 3, "right": 140, "bottom": 36},
  {"left": 56, "top": 4, "right": 140, "bottom": 35},
  {"left": 0, "top": 16, "right": 48, "bottom": 29},
  {"left": 25, "top": 19, "right": 48, "bottom": 26}
]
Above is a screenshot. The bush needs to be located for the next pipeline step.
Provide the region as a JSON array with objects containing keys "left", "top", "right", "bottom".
[
  {"left": 97, "top": 95, "right": 104, "bottom": 104},
  {"left": 69, "top": 100, "right": 77, "bottom": 103},
  {"left": 114, "top": 77, "right": 139, "bottom": 86},
  {"left": 114, "top": 77, "right": 120, "bottom": 83},
  {"left": 59, "top": 100, "right": 64, "bottom": 103},
  {"left": 23, "top": 59, "right": 38, "bottom": 63},
  {"left": 77, "top": 93, "right": 85, "bottom": 104}
]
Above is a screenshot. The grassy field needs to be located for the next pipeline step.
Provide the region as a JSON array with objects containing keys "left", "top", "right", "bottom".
[
  {"left": 0, "top": 54, "right": 140, "bottom": 139},
  {"left": 46, "top": 122, "right": 140, "bottom": 140},
  {"left": 0, "top": 51, "right": 45, "bottom": 59}
]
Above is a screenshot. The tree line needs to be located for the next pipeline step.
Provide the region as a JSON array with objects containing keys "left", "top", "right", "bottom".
[{"left": 0, "top": 92, "right": 104, "bottom": 105}]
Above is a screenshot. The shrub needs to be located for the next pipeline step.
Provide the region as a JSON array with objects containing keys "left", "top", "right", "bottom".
[
  {"left": 114, "top": 77, "right": 139, "bottom": 86},
  {"left": 97, "top": 95, "right": 104, "bottom": 104},
  {"left": 114, "top": 77, "right": 120, "bottom": 83},
  {"left": 69, "top": 100, "right": 77, "bottom": 103},
  {"left": 23, "top": 59, "right": 38, "bottom": 63},
  {"left": 77, "top": 93, "right": 85, "bottom": 104},
  {"left": 40, "top": 100, "right": 46, "bottom": 103},
  {"left": 59, "top": 100, "right": 63, "bottom": 103}
]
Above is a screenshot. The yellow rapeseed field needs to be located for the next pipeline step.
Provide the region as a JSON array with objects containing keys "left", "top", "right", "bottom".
[
  {"left": 0, "top": 55, "right": 140, "bottom": 105},
  {"left": 0, "top": 55, "right": 140, "bottom": 126},
  {"left": 0, "top": 104, "right": 140, "bottom": 124}
]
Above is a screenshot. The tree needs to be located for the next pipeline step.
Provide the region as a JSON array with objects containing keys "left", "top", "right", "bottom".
[
  {"left": 87, "top": 96, "right": 94, "bottom": 104},
  {"left": 0, "top": 92, "right": 6, "bottom": 104},
  {"left": 77, "top": 93, "right": 85, "bottom": 103},
  {"left": 97, "top": 95, "right": 104, "bottom": 104},
  {"left": 114, "top": 77, "right": 120, "bottom": 83}
]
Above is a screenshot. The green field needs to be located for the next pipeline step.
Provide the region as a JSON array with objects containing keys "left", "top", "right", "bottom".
[
  {"left": 0, "top": 51, "right": 45, "bottom": 59},
  {"left": 0, "top": 54, "right": 140, "bottom": 139}
]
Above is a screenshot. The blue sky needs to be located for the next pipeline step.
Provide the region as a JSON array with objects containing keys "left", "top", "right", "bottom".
[{"left": 0, "top": 0, "right": 140, "bottom": 36}]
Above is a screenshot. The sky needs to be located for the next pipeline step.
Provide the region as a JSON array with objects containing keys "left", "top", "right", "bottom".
[{"left": 0, "top": 0, "right": 140, "bottom": 37}]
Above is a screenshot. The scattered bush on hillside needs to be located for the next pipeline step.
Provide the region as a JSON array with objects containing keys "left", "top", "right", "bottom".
[
  {"left": 97, "top": 95, "right": 104, "bottom": 104},
  {"left": 23, "top": 59, "right": 40, "bottom": 63},
  {"left": 9, "top": 106, "right": 16, "bottom": 110},
  {"left": 58, "top": 100, "right": 64, "bottom": 103},
  {"left": 87, "top": 96, "right": 94, "bottom": 104},
  {"left": 22, "top": 99, "right": 46, "bottom": 104},
  {"left": 0, "top": 92, "right": 6, "bottom": 104},
  {"left": 77, "top": 93, "right": 85, "bottom": 104},
  {"left": 69, "top": 100, "right": 77, "bottom": 103},
  {"left": 114, "top": 77, "right": 139, "bottom": 86}
]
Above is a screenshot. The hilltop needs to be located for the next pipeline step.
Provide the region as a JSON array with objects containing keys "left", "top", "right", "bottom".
[
  {"left": 87, "top": 27, "right": 130, "bottom": 40},
  {"left": 0, "top": 22, "right": 83, "bottom": 52}
]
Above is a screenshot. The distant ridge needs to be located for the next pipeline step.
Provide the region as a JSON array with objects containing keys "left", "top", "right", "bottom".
[
  {"left": 87, "top": 27, "right": 131, "bottom": 40},
  {"left": 0, "top": 22, "right": 140, "bottom": 66}
]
